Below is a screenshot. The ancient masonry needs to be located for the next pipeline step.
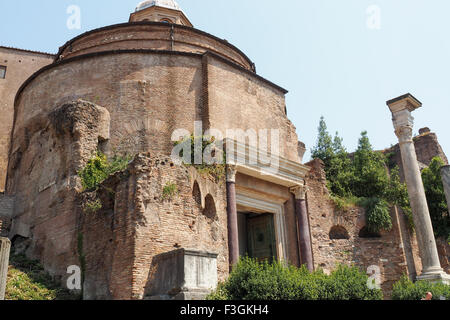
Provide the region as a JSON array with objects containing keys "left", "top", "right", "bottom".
[{"left": 0, "top": 0, "right": 448, "bottom": 299}]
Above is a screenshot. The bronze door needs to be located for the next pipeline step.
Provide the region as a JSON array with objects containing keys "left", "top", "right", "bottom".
[{"left": 247, "top": 214, "right": 277, "bottom": 262}]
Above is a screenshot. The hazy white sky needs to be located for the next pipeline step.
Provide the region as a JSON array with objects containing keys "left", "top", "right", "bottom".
[{"left": 1, "top": 0, "right": 449, "bottom": 160}]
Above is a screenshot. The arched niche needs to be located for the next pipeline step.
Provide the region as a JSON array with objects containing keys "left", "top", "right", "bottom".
[{"left": 329, "top": 225, "right": 350, "bottom": 240}]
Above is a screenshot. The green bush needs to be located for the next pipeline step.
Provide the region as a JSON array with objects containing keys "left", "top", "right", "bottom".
[
  {"left": 421, "top": 157, "right": 450, "bottom": 240},
  {"left": 358, "top": 197, "right": 392, "bottom": 233},
  {"left": 207, "top": 257, "right": 382, "bottom": 300},
  {"left": 78, "top": 152, "right": 132, "bottom": 191},
  {"left": 392, "top": 275, "right": 450, "bottom": 300}
]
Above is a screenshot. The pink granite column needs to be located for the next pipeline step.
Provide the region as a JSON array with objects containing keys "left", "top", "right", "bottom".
[{"left": 291, "top": 184, "right": 314, "bottom": 271}]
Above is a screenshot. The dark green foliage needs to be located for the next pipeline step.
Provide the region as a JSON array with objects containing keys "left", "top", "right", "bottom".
[
  {"left": 351, "top": 132, "right": 390, "bottom": 199},
  {"left": 358, "top": 198, "right": 392, "bottom": 233},
  {"left": 421, "top": 157, "right": 450, "bottom": 239},
  {"left": 311, "top": 117, "right": 335, "bottom": 170},
  {"left": 386, "top": 167, "right": 414, "bottom": 229},
  {"left": 206, "top": 257, "right": 383, "bottom": 301},
  {"left": 392, "top": 275, "right": 450, "bottom": 300},
  {"left": 311, "top": 118, "right": 414, "bottom": 232},
  {"left": 78, "top": 152, "right": 132, "bottom": 191}
]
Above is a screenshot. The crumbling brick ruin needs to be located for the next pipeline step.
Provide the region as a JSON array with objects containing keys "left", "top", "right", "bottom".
[{"left": 0, "top": 0, "right": 448, "bottom": 300}]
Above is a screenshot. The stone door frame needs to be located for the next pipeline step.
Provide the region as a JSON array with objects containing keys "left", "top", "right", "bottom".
[{"left": 236, "top": 192, "right": 288, "bottom": 263}]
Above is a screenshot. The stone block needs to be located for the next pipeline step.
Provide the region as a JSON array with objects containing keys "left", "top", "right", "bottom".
[
  {"left": 0, "top": 237, "right": 11, "bottom": 300},
  {"left": 145, "top": 249, "right": 218, "bottom": 300}
]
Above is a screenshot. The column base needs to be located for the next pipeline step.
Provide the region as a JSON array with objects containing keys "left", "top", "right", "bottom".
[{"left": 416, "top": 271, "right": 450, "bottom": 285}]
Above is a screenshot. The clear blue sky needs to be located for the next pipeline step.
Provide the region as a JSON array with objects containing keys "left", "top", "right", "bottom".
[{"left": 1, "top": 0, "right": 449, "bottom": 161}]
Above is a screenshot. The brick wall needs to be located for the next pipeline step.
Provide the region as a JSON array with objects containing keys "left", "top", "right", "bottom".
[
  {"left": 0, "top": 47, "right": 53, "bottom": 191},
  {"left": 79, "top": 154, "right": 229, "bottom": 299}
]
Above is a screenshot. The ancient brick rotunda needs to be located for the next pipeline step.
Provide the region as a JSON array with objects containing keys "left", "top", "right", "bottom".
[{"left": 0, "top": 1, "right": 448, "bottom": 300}]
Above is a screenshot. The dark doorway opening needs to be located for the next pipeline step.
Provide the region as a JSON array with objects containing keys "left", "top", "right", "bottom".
[{"left": 237, "top": 212, "right": 277, "bottom": 262}]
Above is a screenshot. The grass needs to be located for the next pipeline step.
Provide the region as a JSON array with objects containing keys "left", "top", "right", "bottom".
[
  {"left": 5, "top": 254, "right": 80, "bottom": 300},
  {"left": 162, "top": 182, "right": 178, "bottom": 201}
]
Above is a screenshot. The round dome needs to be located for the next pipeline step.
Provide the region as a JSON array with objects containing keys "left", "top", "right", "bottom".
[{"left": 135, "top": 0, "right": 181, "bottom": 12}]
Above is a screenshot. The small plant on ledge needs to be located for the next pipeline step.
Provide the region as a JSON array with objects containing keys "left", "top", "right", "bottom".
[
  {"left": 83, "top": 199, "right": 102, "bottom": 214},
  {"left": 162, "top": 182, "right": 178, "bottom": 201},
  {"left": 174, "top": 135, "right": 226, "bottom": 182}
]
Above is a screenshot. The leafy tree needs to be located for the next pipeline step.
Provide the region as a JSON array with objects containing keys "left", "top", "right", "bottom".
[
  {"left": 351, "top": 131, "right": 390, "bottom": 199},
  {"left": 327, "top": 133, "right": 352, "bottom": 197},
  {"left": 421, "top": 157, "right": 450, "bottom": 239},
  {"left": 311, "top": 117, "right": 334, "bottom": 170},
  {"left": 311, "top": 120, "right": 413, "bottom": 233}
]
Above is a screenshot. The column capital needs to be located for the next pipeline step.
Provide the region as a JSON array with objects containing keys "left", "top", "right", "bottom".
[
  {"left": 290, "top": 182, "right": 308, "bottom": 200},
  {"left": 392, "top": 109, "right": 414, "bottom": 144},
  {"left": 226, "top": 165, "right": 237, "bottom": 183}
]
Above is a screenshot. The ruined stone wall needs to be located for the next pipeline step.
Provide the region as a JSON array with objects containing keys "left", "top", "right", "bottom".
[
  {"left": 5, "top": 100, "right": 110, "bottom": 286},
  {"left": 0, "top": 47, "right": 54, "bottom": 191},
  {"left": 386, "top": 130, "right": 448, "bottom": 180},
  {"left": 79, "top": 154, "right": 229, "bottom": 300},
  {"left": 305, "top": 159, "right": 420, "bottom": 298},
  {"left": 0, "top": 194, "right": 14, "bottom": 237}
]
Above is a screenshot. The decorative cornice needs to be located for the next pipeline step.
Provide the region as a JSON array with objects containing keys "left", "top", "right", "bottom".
[{"left": 224, "top": 139, "right": 310, "bottom": 188}]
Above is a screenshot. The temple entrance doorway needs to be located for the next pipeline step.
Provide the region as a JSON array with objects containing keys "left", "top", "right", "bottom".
[{"left": 237, "top": 212, "right": 277, "bottom": 262}]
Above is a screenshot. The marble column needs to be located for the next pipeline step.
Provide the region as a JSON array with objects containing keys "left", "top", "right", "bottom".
[
  {"left": 441, "top": 166, "right": 450, "bottom": 214},
  {"left": 226, "top": 165, "right": 239, "bottom": 270},
  {"left": 0, "top": 237, "right": 11, "bottom": 300},
  {"left": 290, "top": 182, "right": 314, "bottom": 271},
  {"left": 387, "top": 94, "right": 449, "bottom": 284}
]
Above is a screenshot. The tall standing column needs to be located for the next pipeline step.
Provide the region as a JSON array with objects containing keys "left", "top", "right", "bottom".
[
  {"left": 290, "top": 182, "right": 314, "bottom": 271},
  {"left": 387, "top": 94, "right": 449, "bottom": 284},
  {"left": 441, "top": 166, "right": 450, "bottom": 214},
  {"left": 226, "top": 165, "right": 239, "bottom": 270},
  {"left": 0, "top": 237, "right": 11, "bottom": 300}
]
